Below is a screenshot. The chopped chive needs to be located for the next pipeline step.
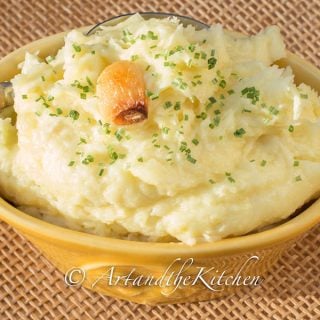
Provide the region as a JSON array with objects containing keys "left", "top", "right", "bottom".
[
  {"left": 86, "top": 77, "right": 93, "bottom": 86},
  {"left": 164, "top": 101, "right": 173, "bottom": 109},
  {"left": 208, "top": 57, "right": 217, "bottom": 69},
  {"left": 115, "top": 129, "right": 124, "bottom": 141},
  {"left": 233, "top": 128, "right": 246, "bottom": 137},
  {"left": 174, "top": 102, "right": 181, "bottom": 110},
  {"left": 98, "top": 169, "right": 104, "bottom": 176},
  {"left": 209, "top": 96, "right": 217, "bottom": 104},
  {"left": 269, "top": 106, "right": 279, "bottom": 115},
  {"left": 188, "top": 44, "right": 196, "bottom": 52},
  {"left": 162, "top": 127, "right": 170, "bottom": 134},
  {"left": 68, "top": 161, "right": 75, "bottom": 167},
  {"left": 82, "top": 154, "right": 94, "bottom": 165},
  {"left": 209, "top": 179, "right": 216, "bottom": 184},
  {"left": 288, "top": 125, "right": 294, "bottom": 133},
  {"left": 300, "top": 93, "right": 308, "bottom": 99},
  {"left": 192, "top": 138, "right": 199, "bottom": 146},
  {"left": 69, "top": 110, "right": 80, "bottom": 120},
  {"left": 209, "top": 116, "right": 220, "bottom": 129},
  {"left": 219, "top": 80, "right": 226, "bottom": 88},
  {"left": 164, "top": 61, "right": 176, "bottom": 67},
  {"left": 80, "top": 93, "right": 86, "bottom": 99},
  {"left": 72, "top": 44, "right": 81, "bottom": 52},
  {"left": 137, "top": 157, "right": 144, "bottom": 162},
  {"left": 295, "top": 175, "right": 302, "bottom": 182},
  {"left": 186, "top": 154, "right": 197, "bottom": 164},
  {"left": 22, "top": 94, "right": 28, "bottom": 99},
  {"left": 294, "top": 160, "right": 300, "bottom": 167},
  {"left": 225, "top": 172, "right": 235, "bottom": 183},
  {"left": 147, "top": 30, "right": 158, "bottom": 40},
  {"left": 196, "top": 112, "right": 207, "bottom": 120},
  {"left": 241, "top": 87, "right": 260, "bottom": 104},
  {"left": 131, "top": 54, "right": 139, "bottom": 61},
  {"left": 228, "top": 176, "right": 236, "bottom": 183},
  {"left": 260, "top": 160, "right": 267, "bottom": 167},
  {"left": 82, "top": 86, "right": 90, "bottom": 93}
]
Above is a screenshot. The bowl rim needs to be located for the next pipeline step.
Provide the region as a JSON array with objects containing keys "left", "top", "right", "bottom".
[{"left": 0, "top": 19, "right": 320, "bottom": 258}]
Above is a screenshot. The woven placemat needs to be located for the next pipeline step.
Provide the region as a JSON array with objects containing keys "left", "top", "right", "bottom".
[{"left": 0, "top": 0, "right": 319, "bottom": 319}]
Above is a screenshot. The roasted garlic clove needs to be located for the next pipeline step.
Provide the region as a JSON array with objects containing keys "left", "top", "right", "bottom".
[{"left": 96, "top": 61, "right": 148, "bottom": 125}]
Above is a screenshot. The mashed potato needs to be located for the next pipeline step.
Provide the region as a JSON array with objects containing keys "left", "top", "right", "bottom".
[{"left": 1, "top": 14, "right": 320, "bottom": 245}]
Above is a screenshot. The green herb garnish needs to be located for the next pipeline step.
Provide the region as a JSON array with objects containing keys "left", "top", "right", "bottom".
[
  {"left": 219, "top": 80, "right": 226, "bottom": 88},
  {"left": 234, "top": 128, "right": 246, "bottom": 137},
  {"left": 241, "top": 87, "right": 260, "bottom": 104},
  {"left": 162, "top": 127, "right": 170, "bottom": 134},
  {"left": 82, "top": 155, "right": 94, "bottom": 165},
  {"left": 225, "top": 172, "right": 235, "bottom": 183},
  {"left": 69, "top": 110, "right": 80, "bottom": 120},
  {"left": 131, "top": 54, "right": 139, "bottom": 61},
  {"left": 192, "top": 138, "right": 199, "bottom": 145},
  {"left": 72, "top": 44, "right": 81, "bottom": 52},
  {"left": 208, "top": 57, "right": 217, "bottom": 70},
  {"left": 260, "top": 160, "right": 267, "bottom": 167},
  {"left": 186, "top": 154, "right": 197, "bottom": 164}
]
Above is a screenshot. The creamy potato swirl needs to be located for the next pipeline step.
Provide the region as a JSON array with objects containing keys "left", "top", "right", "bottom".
[{"left": 1, "top": 14, "right": 320, "bottom": 244}]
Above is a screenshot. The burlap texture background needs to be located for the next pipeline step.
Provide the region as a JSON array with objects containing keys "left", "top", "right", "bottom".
[{"left": 0, "top": 0, "right": 319, "bottom": 319}]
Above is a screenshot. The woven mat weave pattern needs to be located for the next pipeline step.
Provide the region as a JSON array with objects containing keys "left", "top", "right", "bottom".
[{"left": 0, "top": 0, "right": 319, "bottom": 319}]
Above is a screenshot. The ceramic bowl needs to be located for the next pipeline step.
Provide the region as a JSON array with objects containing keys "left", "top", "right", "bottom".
[{"left": 0, "top": 14, "right": 319, "bottom": 305}]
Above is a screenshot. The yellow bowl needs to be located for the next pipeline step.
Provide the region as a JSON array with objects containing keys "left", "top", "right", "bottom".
[{"left": 0, "top": 27, "right": 320, "bottom": 305}]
